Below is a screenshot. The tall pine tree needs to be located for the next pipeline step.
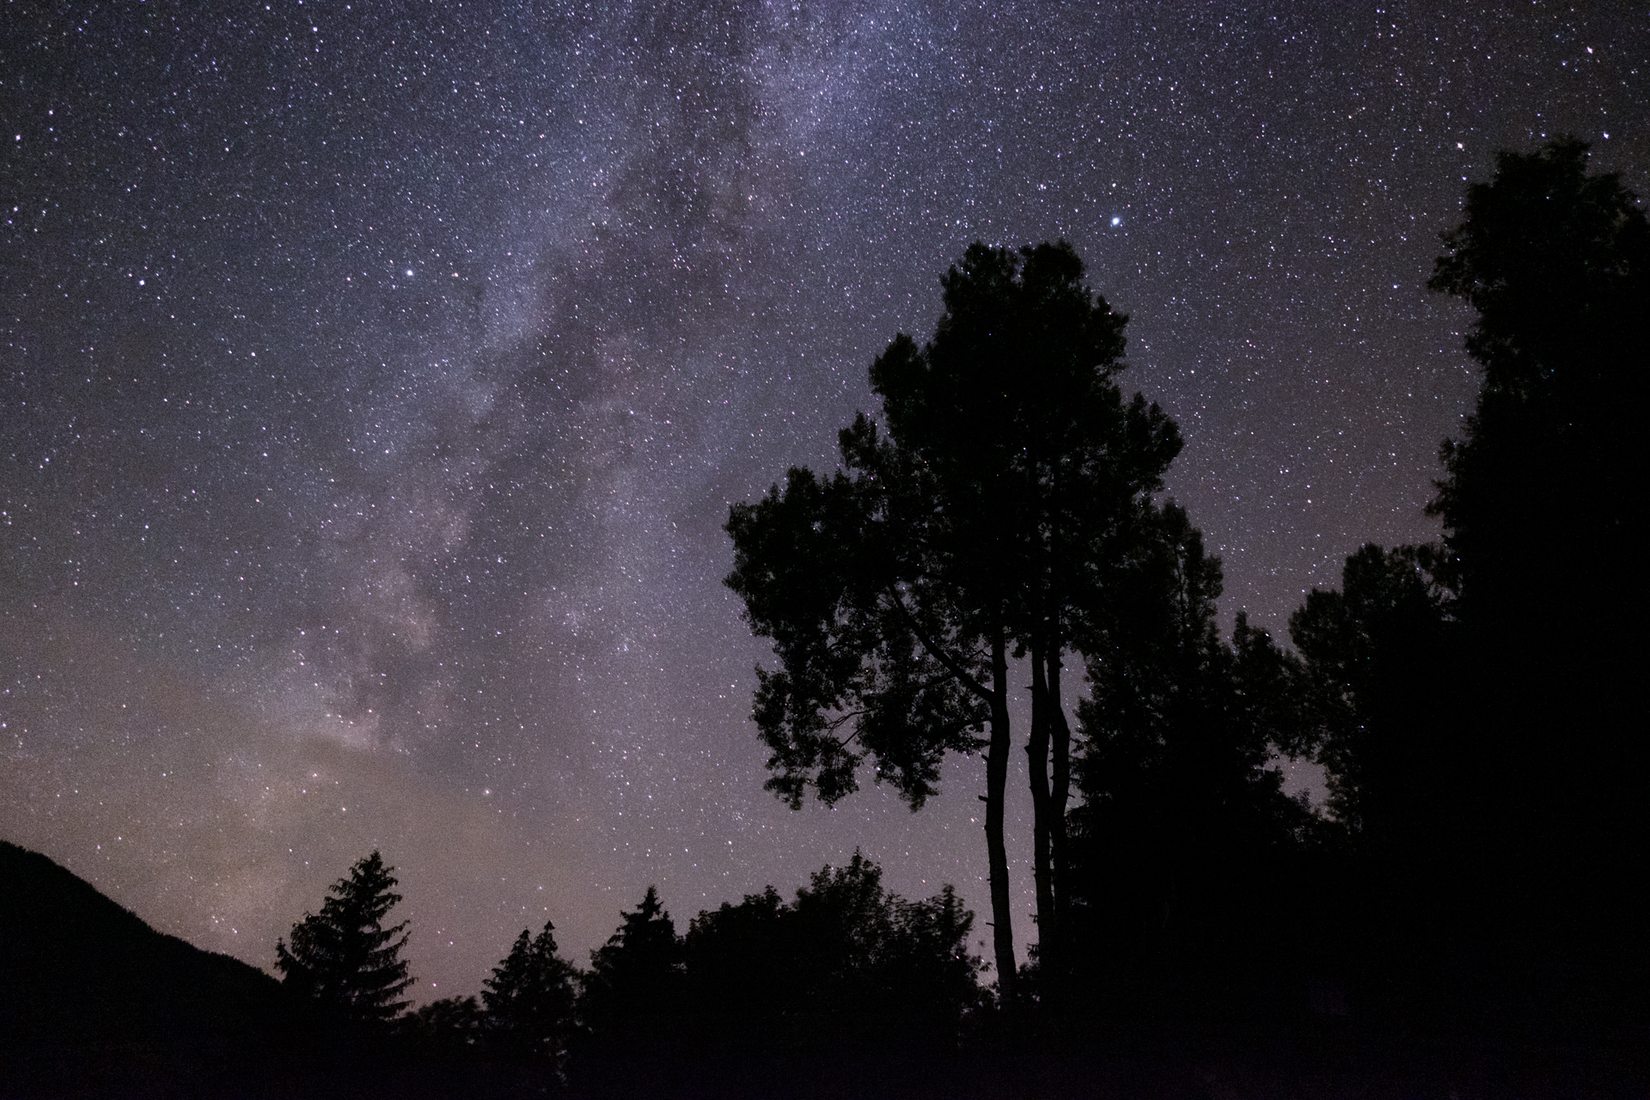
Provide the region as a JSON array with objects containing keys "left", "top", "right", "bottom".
[
  {"left": 482, "top": 921, "right": 579, "bottom": 1064},
  {"left": 574, "top": 886, "right": 686, "bottom": 1094},
  {"left": 275, "top": 850, "right": 413, "bottom": 1025}
]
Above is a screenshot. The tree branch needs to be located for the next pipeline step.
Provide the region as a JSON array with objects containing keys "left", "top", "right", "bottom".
[{"left": 879, "top": 586, "right": 992, "bottom": 700}]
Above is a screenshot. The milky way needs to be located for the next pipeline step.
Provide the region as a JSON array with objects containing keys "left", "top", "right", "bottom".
[{"left": 3, "top": 1, "right": 1644, "bottom": 997}]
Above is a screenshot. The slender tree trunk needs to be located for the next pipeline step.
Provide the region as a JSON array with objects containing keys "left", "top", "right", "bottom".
[
  {"left": 1027, "top": 642, "right": 1056, "bottom": 983},
  {"left": 1047, "top": 647, "right": 1073, "bottom": 955},
  {"left": 987, "top": 627, "right": 1017, "bottom": 1000}
]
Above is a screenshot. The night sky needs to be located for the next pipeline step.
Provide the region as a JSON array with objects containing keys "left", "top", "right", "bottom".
[{"left": 3, "top": 1, "right": 1644, "bottom": 999}]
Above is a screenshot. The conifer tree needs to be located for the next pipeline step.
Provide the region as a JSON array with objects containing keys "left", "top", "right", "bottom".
[
  {"left": 274, "top": 850, "right": 413, "bottom": 1024},
  {"left": 1423, "top": 137, "right": 1648, "bottom": 1030},
  {"left": 482, "top": 921, "right": 579, "bottom": 1063},
  {"left": 582, "top": 886, "right": 683, "bottom": 1025},
  {"left": 574, "top": 886, "right": 685, "bottom": 1090}
]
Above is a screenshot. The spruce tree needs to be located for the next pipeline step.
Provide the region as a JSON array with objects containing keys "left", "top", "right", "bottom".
[
  {"left": 574, "top": 887, "right": 685, "bottom": 1090},
  {"left": 274, "top": 850, "right": 413, "bottom": 1024},
  {"left": 482, "top": 921, "right": 578, "bottom": 1063},
  {"left": 582, "top": 886, "right": 683, "bottom": 1024}
]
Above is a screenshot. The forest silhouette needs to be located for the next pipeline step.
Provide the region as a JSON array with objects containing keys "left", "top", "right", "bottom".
[{"left": 2, "top": 139, "right": 1645, "bottom": 1098}]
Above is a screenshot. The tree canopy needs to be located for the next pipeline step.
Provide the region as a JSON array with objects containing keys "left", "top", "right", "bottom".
[
  {"left": 573, "top": 884, "right": 687, "bottom": 1088},
  {"left": 1066, "top": 505, "right": 1315, "bottom": 1017},
  {"left": 683, "top": 851, "right": 982, "bottom": 1068},
  {"left": 1428, "top": 137, "right": 1648, "bottom": 627},
  {"left": 1274, "top": 138, "right": 1650, "bottom": 1036},
  {"left": 727, "top": 239, "right": 1179, "bottom": 993}
]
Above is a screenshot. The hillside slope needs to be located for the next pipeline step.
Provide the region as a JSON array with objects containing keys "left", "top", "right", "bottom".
[{"left": 0, "top": 839, "right": 316, "bottom": 1095}]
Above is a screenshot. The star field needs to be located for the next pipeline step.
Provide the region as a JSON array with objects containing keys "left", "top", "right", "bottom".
[{"left": 2, "top": 1, "right": 1645, "bottom": 996}]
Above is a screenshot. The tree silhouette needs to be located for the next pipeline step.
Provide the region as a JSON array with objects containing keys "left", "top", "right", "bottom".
[
  {"left": 575, "top": 886, "right": 686, "bottom": 1090},
  {"left": 1422, "top": 137, "right": 1649, "bottom": 1033},
  {"left": 1289, "top": 543, "right": 1450, "bottom": 835},
  {"left": 1066, "top": 505, "right": 1313, "bottom": 1019},
  {"left": 405, "top": 994, "right": 484, "bottom": 1053},
  {"left": 875, "top": 241, "right": 1181, "bottom": 979},
  {"left": 788, "top": 852, "right": 983, "bottom": 1045},
  {"left": 1286, "top": 543, "right": 1460, "bottom": 1021},
  {"left": 726, "top": 240, "right": 1178, "bottom": 993},
  {"left": 1428, "top": 138, "right": 1647, "bottom": 624},
  {"left": 1426, "top": 138, "right": 1646, "bottom": 713},
  {"left": 481, "top": 921, "right": 579, "bottom": 1066},
  {"left": 886, "top": 882, "right": 985, "bottom": 1037},
  {"left": 1277, "top": 139, "right": 1649, "bottom": 1035},
  {"left": 682, "top": 885, "right": 796, "bottom": 1052},
  {"left": 681, "top": 852, "right": 981, "bottom": 1088},
  {"left": 274, "top": 850, "right": 413, "bottom": 1025}
]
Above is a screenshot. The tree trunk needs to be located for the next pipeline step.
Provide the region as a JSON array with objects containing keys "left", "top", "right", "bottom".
[
  {"left": 1027, "top": 642, "right": 1056, "bottom": 983},
  {"left": 987, "top": 628, "right": 1017, "bottom": 1000},
  {"left": 1047, "top": 647, "right": 1074, "bottom": 959}
]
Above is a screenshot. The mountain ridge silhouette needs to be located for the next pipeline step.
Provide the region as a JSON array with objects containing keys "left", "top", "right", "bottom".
[{"left": 1, "top": 838, "right": 320, "bottom": 1096}]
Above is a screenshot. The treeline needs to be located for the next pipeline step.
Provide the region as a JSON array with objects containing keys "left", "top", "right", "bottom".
[{"left": 273, "top": 850, "right": 984, "bottom": 1097}]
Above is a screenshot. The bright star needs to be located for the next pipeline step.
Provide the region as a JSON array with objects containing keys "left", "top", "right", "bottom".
[{"left": 1109, "top": 215, "right": 1122, "bottom": 228}]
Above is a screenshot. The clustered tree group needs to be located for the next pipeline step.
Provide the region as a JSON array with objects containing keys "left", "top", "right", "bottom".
[
  {"left": 272, "top": 140, "right": 1645, "bottom": 1093},
  {"left": 727, "top": 137, "right": 1644, "bottom": 1039},
  {"left": 277, "top": 849, "right": 982, "bottom": 1096}
]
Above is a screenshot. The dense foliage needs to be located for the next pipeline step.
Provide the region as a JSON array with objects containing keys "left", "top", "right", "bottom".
[
  {"left": 274, "top": 850, "right": 414, "bottom": 1025},
  {"left": 725, "top": 239, "right": 1179, "bottom": 993}
]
